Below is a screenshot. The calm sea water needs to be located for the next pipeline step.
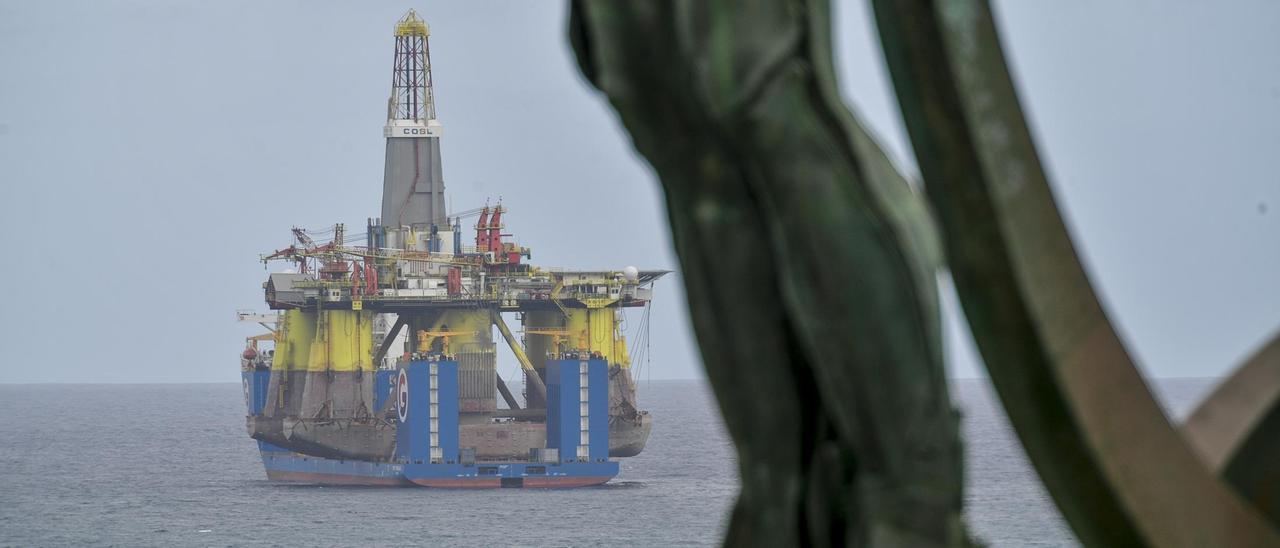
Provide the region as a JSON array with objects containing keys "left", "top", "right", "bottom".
[{"left": 0, "top": 378, "right": 1215, "bottom": 547}]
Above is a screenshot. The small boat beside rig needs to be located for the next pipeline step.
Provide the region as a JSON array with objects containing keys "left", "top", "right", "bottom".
[{"left": 238, "top": 10, "right": 664, "bottom": 488}]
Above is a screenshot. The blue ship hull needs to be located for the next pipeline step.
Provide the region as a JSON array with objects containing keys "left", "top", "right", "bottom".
[
  {"left": 256, "top": 444, "right": 617, "bottom": 487},
  {"left": 242, "top": 359, "right": 619, "bottom": 488}
]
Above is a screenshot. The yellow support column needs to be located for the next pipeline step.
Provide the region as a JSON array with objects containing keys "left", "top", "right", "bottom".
[
  {"left": 265, "top": 309, "right": 316, "bottom": 417},
  {"left": 564, "top": 307, "right": 630, "bottom": 366},
  {"left": 301, "top": 310, "right": 374, "bottom": 418}
]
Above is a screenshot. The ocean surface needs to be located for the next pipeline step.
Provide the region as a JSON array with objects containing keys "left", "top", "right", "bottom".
[{"left": 0, "top": 378, "right": 1216, "bottom": 547}]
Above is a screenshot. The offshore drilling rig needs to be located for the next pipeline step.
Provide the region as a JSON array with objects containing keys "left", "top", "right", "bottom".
[{"left": 237, "top": 10, "right": 664, "bottom": 487}]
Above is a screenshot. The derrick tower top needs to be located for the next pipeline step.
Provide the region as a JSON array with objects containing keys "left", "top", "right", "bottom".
[
  {"left": 388, "top": 9, "right": 436, "bottom": 122},
  {"left": 381, "top": 9, "right": 446, "bottom": 229}
]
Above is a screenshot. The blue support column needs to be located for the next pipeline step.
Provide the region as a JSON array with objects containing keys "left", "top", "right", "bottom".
[
  {"left": 374, "top": 369, "right": 398, "bottom": 412},
  {"left": 437, "top": 361, "right": 459, "bottom": 463},
  {"left": 242, "top": 370, "right": 270, "bottom": 415},
  {"left": 244, "top": 369, "right": 290, "bottom": 453},
  {"left": 587, "top": 360, "right": 608, "bottom": 461},
  {"left": 545, "top": 358, "right": 610, "bottom": 463},
  {"left": 394, "top": 359, "right": 460, "bottom": 464}
]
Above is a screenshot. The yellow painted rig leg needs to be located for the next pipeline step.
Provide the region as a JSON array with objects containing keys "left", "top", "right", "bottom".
[
  {"left": 415, "top": 310, "right": 497, "bottom": 413},
  {"left": 300, "top": 310, "right": 375, "bottom": 418},
  {"left": 264, "top": 309, "right": 315, "bottom": 418},
  {"left": 562, "top": 307, "right": 650, "bottom": 456}
]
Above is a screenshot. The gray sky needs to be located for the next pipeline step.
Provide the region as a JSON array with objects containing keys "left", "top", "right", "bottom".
[{"left": 0, "top": 1, "right": 1275, "bottom": 384}]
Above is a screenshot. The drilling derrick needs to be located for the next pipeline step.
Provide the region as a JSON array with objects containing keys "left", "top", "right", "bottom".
[{"left": 382, "top": 9, "right": 447, "bottom": 230}]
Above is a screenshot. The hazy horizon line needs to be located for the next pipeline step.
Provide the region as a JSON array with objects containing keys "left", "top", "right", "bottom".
[{"left": 0, "top": 374, "right": 1224, "bottom": 386}]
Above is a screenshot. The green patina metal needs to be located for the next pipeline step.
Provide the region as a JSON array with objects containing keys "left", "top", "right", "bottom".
[
  {"left": 569, "top": 0, "right": 1280, "bottom": 545},
  {"left": 870, "top": 1, "right": 1278, "bottom": 545},
  {"left": 571, "top": 1, "right": 963, "bottom": 545}
]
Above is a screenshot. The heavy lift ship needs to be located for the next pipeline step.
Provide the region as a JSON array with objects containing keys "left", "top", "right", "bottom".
[{"left": 237, "top": 10, "right": 665, "bottom": 487}]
